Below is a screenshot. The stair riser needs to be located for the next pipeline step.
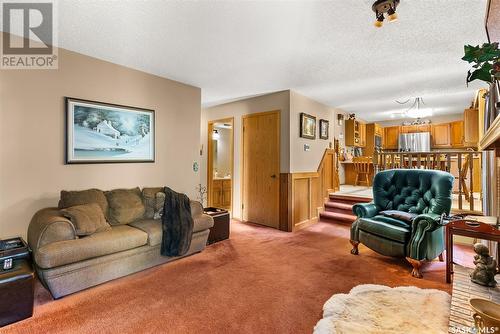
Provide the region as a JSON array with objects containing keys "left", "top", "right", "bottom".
[
  {"left": 320, "top": 215, "right": 356, "bottom": 224},
  {"left": 324, "top": 207, "right": 354, "bottom": 215}
]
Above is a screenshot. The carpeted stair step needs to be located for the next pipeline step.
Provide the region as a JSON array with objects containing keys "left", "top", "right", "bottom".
[
  {"left": 328, "top": 194, "right": 372, "bottom": 205},
  {"left": 324, "top": 201, "right": 353, "bottom": 214},
  {"left": 319, "top": 211, "right": 357, "bottom": 224}
]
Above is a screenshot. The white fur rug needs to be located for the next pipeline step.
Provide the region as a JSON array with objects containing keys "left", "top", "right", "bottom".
[{"left": 314, "top": 284, "right": 450, "bottom": 334}]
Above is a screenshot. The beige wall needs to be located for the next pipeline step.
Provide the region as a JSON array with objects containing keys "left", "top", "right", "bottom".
[
  {"left": 289, "top": 91, "right": 335, "bottom": 173},
  {"left": 201, "top": 90, "right": 290, "bottom": 219},
  {"left": 0, "top": 36, "right": 202, "bottom": 239},
  {"left": 201, "top": 90, "right": 340, "bottom": 218}
]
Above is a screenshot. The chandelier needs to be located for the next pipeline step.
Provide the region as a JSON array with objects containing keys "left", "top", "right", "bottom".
[
  {"left": 372, "top": 0, "right": 399, "bottom": 28},
  {"left": 392, "top": 97, "right": 433, "bottom": 118}
]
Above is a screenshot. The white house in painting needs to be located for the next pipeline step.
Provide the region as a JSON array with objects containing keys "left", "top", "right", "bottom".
[{"left": 96, "top": 120, "right": 120, "bottom": 139}]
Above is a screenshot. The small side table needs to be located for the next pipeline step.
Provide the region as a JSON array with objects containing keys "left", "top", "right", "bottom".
[
  {"left": 445, "top": 219, "right": 500, "bottom": 283},
  {"left": 0, "top": 260, "right": 34, "bottom": 327},
  {"left": 204, "top": 207, "right": 230, "bottom": 244}
]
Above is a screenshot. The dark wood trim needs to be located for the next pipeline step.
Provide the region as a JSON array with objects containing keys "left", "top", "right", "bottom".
[
  {"left": 350, "top": 240, "right": 359, "bottom": 255},
  {"left": 279, "top": 173, "right": 292, "bottom": 232},
  {"left": 406, "top": 257, "right": 423, "bottom": 278}
]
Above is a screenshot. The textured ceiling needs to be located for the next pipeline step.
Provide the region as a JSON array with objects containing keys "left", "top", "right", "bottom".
[{"left": 47, "top": 1, "right": 490, "bottom": 121}]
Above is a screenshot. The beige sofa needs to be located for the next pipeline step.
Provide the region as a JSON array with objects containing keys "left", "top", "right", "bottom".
[{"left": 28, "top": 188, "right": 213, "bottom": 299}]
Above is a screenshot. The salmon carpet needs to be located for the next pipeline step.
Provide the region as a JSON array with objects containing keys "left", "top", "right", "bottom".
[{"left": 2, "top": 221, "right": 456, "bottom": 334}]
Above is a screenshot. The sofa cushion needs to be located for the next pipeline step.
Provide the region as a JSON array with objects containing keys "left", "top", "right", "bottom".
[
  {"left": 35, "top": 225, "right": 148, "bottom": 269},
  {"left": 129, "top": 215, "right": 214, "bottom": 246},
  {"left": 129, "top": 219, "right": 162, "bottom": 246},
  {"left": 142, "top": 187, "right": 164, "bottom": 219},
  {"left": 153, "top": 192, "right": 166, "bottom": 219},
  {"left": 105, "top": 188, "right": 145, "bottom": 225},
  {"left": 371, "top": 215, "right": 410, "bottom": 228},
  {"left": 60, "top": 203, "right": 111, "bottom": 236},
  {"left": 380, "top": 210, "right": 417, "bottom": 223},
  {"left": 59, "top": 189, "right": 109, "bottom": 220},
  {"left": 357, "top": 217, "right": 410, "bottom": 243}
]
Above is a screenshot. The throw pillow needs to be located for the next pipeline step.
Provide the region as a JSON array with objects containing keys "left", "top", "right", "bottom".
[
  {"left": 105, "top": 187, "right": 145, "bottom": 225},
  {"left": 59, "top": 189, "right": 109, "bottom": 220},
  {"left": 380, "top": 210, "right": 418, "bottom": 223},
  {"left": 153, "top": 192, "right": 166, "bottom": 219},
  {"left": 61, "top": 203, "right": 111, "bottom": 236},
  {"left": 142, "top": 187, "right": 164, "bottom": 219}
]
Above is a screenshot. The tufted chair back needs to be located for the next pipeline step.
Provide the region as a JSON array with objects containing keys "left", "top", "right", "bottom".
[{"left": 372, "top": 169, "right": 454, "bottom": 216}]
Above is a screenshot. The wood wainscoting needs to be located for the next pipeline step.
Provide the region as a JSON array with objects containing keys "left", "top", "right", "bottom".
[{"left": 280, "top": 149, "right": 339, "bottom": 231}]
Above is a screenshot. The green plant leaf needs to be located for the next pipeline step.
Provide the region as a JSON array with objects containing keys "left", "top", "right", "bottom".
[{"left": 468, "top": 67, "right": 493, "bottom": 84}]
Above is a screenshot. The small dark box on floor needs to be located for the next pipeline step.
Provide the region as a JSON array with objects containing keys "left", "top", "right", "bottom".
[
  {"left": 204, "top": 207, "right": 230, "bottom": 244},
  {"left": 0, "top": 237, "right": 34, "bottom": 327},
  {"left": 0, "top": 260, "right": 34, "bottom": 327}
]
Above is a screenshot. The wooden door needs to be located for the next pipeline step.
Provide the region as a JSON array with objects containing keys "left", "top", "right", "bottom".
[
  {"left": 464, "top": 108, "right": 479, "bottom": 147},
  {"left": 450, "top": 121, "right": 464, "bottom": 148},
  {"left": 242, "top": 111, "right": 280, "bottom": 228},
  {"left": 384, "top": 126, "right": 400, "bottom": 149},
  {"left": 431, "top": 123, "right": 451, "bottom": 148}
]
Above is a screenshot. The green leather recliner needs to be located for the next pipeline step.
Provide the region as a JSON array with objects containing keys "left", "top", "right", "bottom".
[{"left": 350, "top": 169, "right": 454, "bottom": 278}]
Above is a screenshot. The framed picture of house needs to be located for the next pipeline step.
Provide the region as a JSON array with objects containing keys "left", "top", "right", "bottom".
[
  {"left": 300, "top": 113, "right": 316, "bottom": 139},
  {"left": 319, "top": 119, "right": 329, "bottom": 139},
  {"left": 65, "top": 97, "right": 155, "bottom": 164}
]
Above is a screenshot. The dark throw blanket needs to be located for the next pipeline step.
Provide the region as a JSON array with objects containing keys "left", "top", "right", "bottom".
[{"left": 160, "top": 187, "right": 194, "bottom": 257}]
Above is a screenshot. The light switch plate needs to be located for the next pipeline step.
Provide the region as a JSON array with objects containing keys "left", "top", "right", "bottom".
[{"left": 304, "top": 144, "right": 310, "bottom": 151}]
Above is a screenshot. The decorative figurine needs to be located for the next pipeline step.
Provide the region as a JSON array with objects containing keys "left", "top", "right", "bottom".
[{"left": 470, "top": 243, "right": 498, "bottom": 287}]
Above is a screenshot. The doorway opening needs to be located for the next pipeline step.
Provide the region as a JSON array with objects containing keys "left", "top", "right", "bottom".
[{"left": 207, "top": 118, "right": 234, "bottom": 213}]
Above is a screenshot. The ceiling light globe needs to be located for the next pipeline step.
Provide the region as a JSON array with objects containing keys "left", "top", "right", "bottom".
[
  {"left": 388, "top": 12, "right": 398, "bottom": 22},
  {"left": 374, "top": 20, "right": 383, "bottom": 28}
]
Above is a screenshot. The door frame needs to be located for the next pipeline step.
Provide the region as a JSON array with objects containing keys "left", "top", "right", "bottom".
[
  {"left": 241, "top": 110, "right": 280, "bottom": 227},
  {"left": 207, "top": 117, "right": 234, "bottom": 213}
]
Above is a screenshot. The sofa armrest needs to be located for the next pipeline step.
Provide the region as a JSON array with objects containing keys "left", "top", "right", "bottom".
[
  {"left": 28, "top": 208, "right": 77, "bottom": 253},
  {"left": 408, "top": 213, "right": 443, "bottom": 259},
  {"left": 190, "top": 200, "right": 204, "bottom": 217},
  {"left": 352, "top": 203, "right": 378, "bottom": 218}
]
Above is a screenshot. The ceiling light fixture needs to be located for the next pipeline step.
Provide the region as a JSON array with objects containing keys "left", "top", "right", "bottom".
[
  {"left": 372, "top": 0, "right": 400, "bottom": 28},
  {"left": 393, "top": 97, "right": 433, "bottom": 118}
]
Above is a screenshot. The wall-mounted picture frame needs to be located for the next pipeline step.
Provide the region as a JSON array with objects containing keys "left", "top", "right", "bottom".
[
  {"left": 319, "top": 119, "right": 329, "bottom": 140},
  {"left": 300, "top": 113, "right": 316, "bottom": 139},
  {"left": 65, "top": 97, "right": 155, "bottom": 164}
]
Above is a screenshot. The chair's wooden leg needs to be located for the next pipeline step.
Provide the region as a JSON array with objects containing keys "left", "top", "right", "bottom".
[
  {"left": 438, "top": 253, "right": 444, "bottom": 262},
  {"left": 350, "top": 240, "right": 359, "bottom": 255},
  {"left": 406, "top": 257, "right": 423, "bottom": 278}
]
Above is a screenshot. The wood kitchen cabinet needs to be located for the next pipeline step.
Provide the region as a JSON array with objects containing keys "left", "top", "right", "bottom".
[
  {"left": 463, "top": 108, "right": 479, "bottom": 147},
  {"left": 417, "top": 124, "right": 431, "bottom": 132},
  {"left": 359, "top": 122, "right": 366, "bottom": 147},
  {"left": 211, "top": 179, "right": 232, "bottom": 210},
  {"left": 450, "top": 121, "right": 464, "bottom": 148},
  {"left": 401, "top": 125, "right": 417, "bottom": 133},
  {"left": 345, "top": 119, "right": 365, "bottom": 147},
  {"left": 383, "top": 126, "right": 400, "bottom": 149},
  {"left": 401, "top": 124, "right": 430, "bottom": 133},
  {"left": 431, "top": 123, "right": 451, "bottom": 148}
]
